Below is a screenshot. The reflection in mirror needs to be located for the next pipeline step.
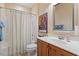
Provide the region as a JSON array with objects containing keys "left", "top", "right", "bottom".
[{"left": 53, "top": 3, "right": 74, "bottom": 31}]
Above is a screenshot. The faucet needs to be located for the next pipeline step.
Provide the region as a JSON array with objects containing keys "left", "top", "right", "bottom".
[
  {"left": 58, "top": 34, "right": 64, "bottom": 40},
  {"left": 58, "top": 34, "right": 71, "bottom": 42},
  {"left": 58, "top": 33, "right": 64, "bottom": 40}
]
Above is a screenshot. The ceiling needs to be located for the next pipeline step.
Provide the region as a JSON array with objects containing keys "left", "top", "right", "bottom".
[
  {"left": 17, "top": 3, "right": 34, "bottom": 8},
  {"left": 17, "top": 3, "right": 51, "bottom": 14},
  {"left": 17, "top": 3, "right": 51, "bottom": 9}
]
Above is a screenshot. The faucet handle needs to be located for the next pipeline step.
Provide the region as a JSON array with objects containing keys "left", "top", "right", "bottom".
[{"left": 66, "top": 35, "right": 70, "bottom": 42}]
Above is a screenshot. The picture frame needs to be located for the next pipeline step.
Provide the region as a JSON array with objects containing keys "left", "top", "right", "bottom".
[{"left": 38, "top": 13, "right": 48, "bottom": 33}]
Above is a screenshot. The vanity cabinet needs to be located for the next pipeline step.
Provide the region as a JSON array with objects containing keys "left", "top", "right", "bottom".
[
  {"left": 37, "top": 39, "right": 48, "bottom": 56},
  {"left": 48, "top": 44, "right": 57, "bottom": 56},
  {"left": 48, "top": 44, "right": 76, "bottom": 56},
  {"left": 37, "top": 39, "right": 76, "bottom": 56}
]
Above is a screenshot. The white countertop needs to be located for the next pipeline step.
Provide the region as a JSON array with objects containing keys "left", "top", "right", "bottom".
[{"left": 37, "top": 36, "right": 79, "bottom": 56}]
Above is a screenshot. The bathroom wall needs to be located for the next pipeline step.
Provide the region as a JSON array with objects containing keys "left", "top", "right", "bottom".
[
  {"left": 77, "top": 4, "right": 79, "bottom": 26},
  {"left": 0, "top": 4, "right": 5, "bottom": 7},
  {"left": 38, "top": 8, "right": 48, "bottom": 36},
  {"left": 38, "top": 4, "right": 53, "bottom": 36}
]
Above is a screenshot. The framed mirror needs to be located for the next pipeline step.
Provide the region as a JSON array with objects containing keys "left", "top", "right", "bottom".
[{"left": 53, "top": 3, "right": 74, "bottom": 31}]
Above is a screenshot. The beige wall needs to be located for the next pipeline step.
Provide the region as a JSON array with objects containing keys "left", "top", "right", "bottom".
[
  {"left": 77, "top": 4, "right": 79, "bottom": 26},
  {"left": 38, "top": 4, "right": 54, "bottom": 36},
  {"left": 0, "top": 3, "right": 5, "bottom": 7}
]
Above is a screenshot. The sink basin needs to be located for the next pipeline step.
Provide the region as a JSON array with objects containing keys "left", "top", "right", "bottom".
[
  {"left": 66, "top": 40, "right": 79, "bottom": 45},
  {"left": 43, "top": 36, "right": 58, "bottom": 40},
  {"left": 45, "top": 38, "right": 76, "bottom": 45},
  {"left": 42, "top": 36, "right": 79, "bottom": 46},
  {"left": 51, "top": 39, "right": 79, "bottom": 46},
  {"left": 42, "top": 36, "right": 68, "bottom": 44},
  {"left": 49, "top": 39, "right": 69, "bottom": 44}
]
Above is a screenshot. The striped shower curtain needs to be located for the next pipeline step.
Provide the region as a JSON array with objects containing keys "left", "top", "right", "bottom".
[{"left": 0, "top": 8, "right": 37, "bottom": 56}]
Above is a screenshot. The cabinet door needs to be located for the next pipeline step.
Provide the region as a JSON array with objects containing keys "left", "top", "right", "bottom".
[
  {"left": 48, "top": 44, "right": 76, "bottom": 56},
  {"left": 48, "top": 44, "right": 56, "bottom": 56},
  {"left": 54, "top": 46, "right": 76, "bottom": 56},
  {"left": 41, "top": 41, "right": 48, "bottom": 56},
  {"left": 37, "top": 39, "right": 42, "bottom": 56},
  {"left": 37, "top": 39, "right": 48, "bottom": 56},
  {"left": 54, "top": 46, "right": 64, "bottom": 56},
  {"left": 58, "top": 49, "right": 76, "bottom": 56}
]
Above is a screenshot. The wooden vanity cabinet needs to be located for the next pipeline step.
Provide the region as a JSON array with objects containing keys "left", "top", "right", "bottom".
[
  {"left": 48, "top": 45, "right": 56, "bottom": 56},
  {"left": 48, "top": 44, "right": 76, "bottom": 56},
  {"left": 37, "top": 39, "right": 48, "bottom": 56},
  {"left": 37, "top": 39, "right": 76, "bottom": 56}
]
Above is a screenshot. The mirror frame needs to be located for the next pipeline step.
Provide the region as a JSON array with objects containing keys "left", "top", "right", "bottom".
[{"left": 53, "top": 3, "right": 74, "bottom": 31}]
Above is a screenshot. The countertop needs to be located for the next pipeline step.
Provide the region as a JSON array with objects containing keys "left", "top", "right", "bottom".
[{"left": 37, "top": 36, "right": 79, "bottom": 56}]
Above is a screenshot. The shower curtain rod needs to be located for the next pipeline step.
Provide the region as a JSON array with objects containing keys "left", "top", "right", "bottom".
[{"left": 0, "top": 7, "right": 37, "bottom": 16}]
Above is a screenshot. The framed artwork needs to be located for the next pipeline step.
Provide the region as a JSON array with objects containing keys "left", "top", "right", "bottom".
[{"left": 38, "top": 13, "right": 48, "bottom": 33}]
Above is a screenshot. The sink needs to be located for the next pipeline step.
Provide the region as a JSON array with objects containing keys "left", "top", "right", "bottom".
[
  {"left": 42, "top": 36, "right": 79, "bottom": 46},
  {"left": 53, "top": 39, "right": 79, "bottom": 46},
  {"left": 42, "top": 36, "right": 68, "bottom": 44},
  {"left": 43, "top": 36, "right": 58, "bottom": 40},
  {"left": 38, "top": 36, "right": 79, "bottom": 55},
  {"left": 50, "top": 39, "right": 69, "bottom": 44},
  {"left": 45, "top": 37, "right": 75, "bottom": 45},
  {"left": 66, "top": 40, "right": 79, "bottom": 45}
]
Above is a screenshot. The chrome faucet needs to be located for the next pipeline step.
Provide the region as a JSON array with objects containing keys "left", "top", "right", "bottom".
[
  {"left": 58, "top": 34, "right": 71, "bottom": 42},
  {"left": 58, "top": 35, "right": 64, "bottom": 40}
]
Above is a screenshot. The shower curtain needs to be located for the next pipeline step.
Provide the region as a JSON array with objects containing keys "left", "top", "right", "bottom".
[{"left": 0, "top": 8, "right": 37, "bottom": 56}]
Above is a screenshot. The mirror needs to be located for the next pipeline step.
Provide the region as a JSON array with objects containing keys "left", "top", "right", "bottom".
[{"left": 53, "top": 3, "right": 74, "bottom": 31}]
